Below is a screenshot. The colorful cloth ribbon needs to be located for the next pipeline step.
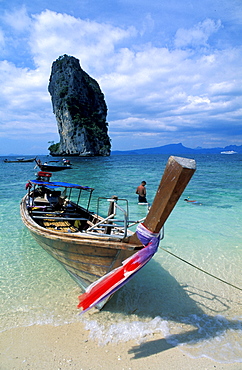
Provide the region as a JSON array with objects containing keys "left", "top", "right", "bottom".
[{"left": 77, "top": 223, "right": 160, "bottom": 313}]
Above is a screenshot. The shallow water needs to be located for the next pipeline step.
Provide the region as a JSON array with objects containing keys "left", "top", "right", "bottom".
[{"left": 0, "top": 153, "right": 241, "bottom": 363}]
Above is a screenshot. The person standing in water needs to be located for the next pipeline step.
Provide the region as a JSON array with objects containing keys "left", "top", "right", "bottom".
[{"left": 136, "top": 181, "right": 147, "bottom": 203}]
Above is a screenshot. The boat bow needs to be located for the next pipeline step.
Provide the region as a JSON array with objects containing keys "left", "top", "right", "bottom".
[{"left": 77, "top": 156, "right": 196, "bottom": 312}]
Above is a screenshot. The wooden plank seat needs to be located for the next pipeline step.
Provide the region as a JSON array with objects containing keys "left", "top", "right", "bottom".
[
  {"left": 34, "top": 197, "right": 50, "bottom": 205},
  {"left": 44, "top": 220, "right": 70, "bottom": 227},
  {"left": 43, "top": 220, "right": 78, "bottom": 233},
  {"left": 31, "top": 210, "right": 63, "bottom": 214},
  {"left": 31, "top": 210, "right": 87, "bottom": 217},
  {"left": 32, "top": 216, "right": 88, "bottom": 221}
]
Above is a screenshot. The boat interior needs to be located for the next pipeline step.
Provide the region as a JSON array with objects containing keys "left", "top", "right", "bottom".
[{"left": 25, "top": 173, "right": 146, "bottom": 239}]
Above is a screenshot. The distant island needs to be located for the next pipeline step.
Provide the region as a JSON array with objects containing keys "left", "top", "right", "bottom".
[{"left": 111, "top": 143, "right": 242, "bottom": 155}]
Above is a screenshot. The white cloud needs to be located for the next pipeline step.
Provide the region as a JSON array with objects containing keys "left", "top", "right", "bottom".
[
  {"left": 140, "top": 13, "right": 155, "bottom": 36},
  {"left": 3, "top": 6, "right": 31, "bottom": 32},
  {"left": 110, "top": 117, "right": 177, "bottom": 132},
  {"left": 29, "top": 10, "right": 136, "bottom": 73},
  {"left": 209, "top": 80, "right": 241, "bottom": 96},
  {"left": 0, "top": 8, "right": 241, "bottom": 153},
  {"left": 174, "top": 19, "right": 222, "bottom": 49},
  {"left": 0, "top": 28, "right": 5, "bottom": 48}
]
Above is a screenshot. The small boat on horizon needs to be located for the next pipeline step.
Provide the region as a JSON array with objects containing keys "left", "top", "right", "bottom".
[
  {"left": 4, "top": 157, "right": 36, "bottom": 163},
  {"left": 220, "top": 151, "right": 237, "bottom": 154},
  {"left": 20, "top": 156, "right": 196, "bottom": 312}
]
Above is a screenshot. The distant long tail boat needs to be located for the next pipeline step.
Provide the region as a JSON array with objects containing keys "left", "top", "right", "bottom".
[
  {"left": 34, "top": 158, "right": 72, "bottom": 171},
  {"left": 4, "top": 157, "right": 36, "bottom": 163},
  {"left": 20, "top": 156, "right": 196, "bottom": 312}
]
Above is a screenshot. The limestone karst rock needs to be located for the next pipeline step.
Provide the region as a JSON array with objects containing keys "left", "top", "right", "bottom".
[{"left": 48, "top": 55, "right": 111, "bottom": 156}]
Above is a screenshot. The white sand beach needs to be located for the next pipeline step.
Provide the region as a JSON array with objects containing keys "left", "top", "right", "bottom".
[{"left": 0, "top": 323, "right": 240, "bottom": 370}]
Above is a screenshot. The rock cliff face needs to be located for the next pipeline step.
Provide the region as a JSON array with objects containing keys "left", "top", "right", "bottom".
[{"left": 48, "top": 55, "right": 111, "bottom": 156}]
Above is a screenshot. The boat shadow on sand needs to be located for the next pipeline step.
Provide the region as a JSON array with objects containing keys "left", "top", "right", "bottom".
[{"left": 102, "top": 258, "right": 242, "bottom": 359}]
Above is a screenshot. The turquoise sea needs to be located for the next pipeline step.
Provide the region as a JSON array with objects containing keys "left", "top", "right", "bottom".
[{"left": 0, "top": 153, "right": 241, "bottom": 363}]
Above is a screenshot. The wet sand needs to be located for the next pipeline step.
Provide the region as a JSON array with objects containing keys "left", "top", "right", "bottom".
[{"left": 0, "top": 323, "right": 240, "bottom": 370}]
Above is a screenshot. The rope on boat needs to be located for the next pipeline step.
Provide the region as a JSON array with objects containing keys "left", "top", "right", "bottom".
[{"left": 159, "top": 246, "right": 242, "bottom": 292}]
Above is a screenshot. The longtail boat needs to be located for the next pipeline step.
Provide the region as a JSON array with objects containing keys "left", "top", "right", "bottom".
[
  {"left": 34, "top": 158, "right": 72, "bottom": 171},
  {"left": 20, "top": 156, "right": 196, "bottom": 312},
  {"left": 4, "top": 157, "right": 36, "bottom": 163}
]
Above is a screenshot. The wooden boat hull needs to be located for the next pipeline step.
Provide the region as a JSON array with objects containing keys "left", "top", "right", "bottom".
[
  {"left": 20, "top": 195, "right": 140, "bottom": 295},
  {"left": 21, "top": 156, "right": 196, "bottom": 311}
]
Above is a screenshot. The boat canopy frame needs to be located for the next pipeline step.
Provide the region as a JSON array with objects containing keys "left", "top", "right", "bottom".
[
  {"left": 29, "top": 179, "right": 94, "bottom": 211},
  {"left": 29, "top": 179, "right": 94, "bottom": 191}
]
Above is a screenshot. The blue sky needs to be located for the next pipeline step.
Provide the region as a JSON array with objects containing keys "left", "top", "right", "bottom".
[{"left": 0, "top": 0, "right": 241, "bottom": 154}]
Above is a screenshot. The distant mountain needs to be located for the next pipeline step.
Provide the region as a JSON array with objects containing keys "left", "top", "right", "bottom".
[{"left": 111, "top": 143, "right": 242, "bottom": 155}]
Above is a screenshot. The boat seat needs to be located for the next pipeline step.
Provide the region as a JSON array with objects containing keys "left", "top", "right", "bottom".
[
  {"left": 31, "top": 210, "right": 63, "bottom": 215},
  {"left": 31, "top": 211, "right": 85, "bottom": 219},
  {"left": 43, "top": 220, "right": 78, "bottom": 233},
  {"left": 34, "top": 197, "right": 50, "bottom": 205},
  {"left": 32, "top": 216, "right": 88, "bottom": 221}
]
